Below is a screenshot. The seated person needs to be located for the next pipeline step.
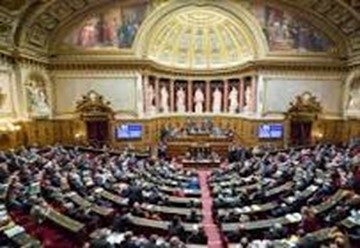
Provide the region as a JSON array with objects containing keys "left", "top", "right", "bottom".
[
  {"left": 89, "top": 230, "right": 113, "bottom": 248},
  {"left": 131, "top": 202, "right": 146, "bottom": 217},
  {"left": 168, "top": 216, "right": 185, "bottom": 241},
  {"left": 300, "top": 207, "right": 321, "bottom": 233},
  {"left": 186, "top": 227, "right": 207, "bottom": 244},
  {"left": 186, "top": 209, "right": 200, "bottom": 223},
  {"left": 112, "top": 213, "right": 130, "bottom": 233}
]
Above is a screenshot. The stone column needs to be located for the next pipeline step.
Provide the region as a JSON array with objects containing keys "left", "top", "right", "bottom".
[
  {"left": 170, "top": 78, "right": 175, "bottom": 112},
  {"left": 239, "top": 78, "right": 244, "bottom": 111},
  {"left": 251, "top": 76, "right": 257, "bottom": 112},
  {"left": 143, "top": 75, "right": 149, "bottom": 114},
  {"left": 187, "top": 80, "right": 193, "bottom": 112},
  {"left": 223, "top": 79, "right": 229, "bottom": 113},
  {"left": 205, "top": 80, "right": 211, "bottom": 112},
  {"left": 136, "top": 73, "right": 144, "bottom": 118},
  {"left": 154, "top": 77, "right": 160, "bottom": 113}
]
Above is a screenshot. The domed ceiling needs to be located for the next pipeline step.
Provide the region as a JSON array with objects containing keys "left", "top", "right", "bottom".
[{"left": 146, "top": 8, "right": 256, "bottom": 70}]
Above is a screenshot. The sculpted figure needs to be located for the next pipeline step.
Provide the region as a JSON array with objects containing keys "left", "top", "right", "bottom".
[
  {"left": 26, "top": 79, "right": 51, "bottom": 117},
  {"left": 348, "top": 84, "right": 360, "bottom": 111},
  {"left": 228, "top": 86, "right": 238, "bottom": 113},
  {"left": 176, "top": 87, "right": 186, "bottom": 113},
  {"left": 160, "top": 86, "right": 169, "bottom": 113},
  {"left": 244, "top": 86, "right": 252, "bottom": 112},
  {"left": 212, "top": 87, "right": 222, "bottom": 113},
  {"left": 146, "top": 84, "right": 156, "bottom": 115},
  {"left": 194, "top": 87, "right": 204, "bottom": 113}
]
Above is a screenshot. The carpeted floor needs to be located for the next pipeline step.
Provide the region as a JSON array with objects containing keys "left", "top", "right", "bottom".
[
  {"left": 8, "top": 171, "right": 223, "bottom": 248},
  {"left": 198, "top": 170, "right": 224, "bottom": 248},
  {"left": 9, "top": 209, "right": 78, "bottom": 248}
]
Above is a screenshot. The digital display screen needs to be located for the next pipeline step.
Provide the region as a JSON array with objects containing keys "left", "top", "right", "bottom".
[
  {"left": 258, "top": 124, "right": 284, "bottom": 139},
  {"left": 116, "top": 124, "right": 143, "bottom": 139}
]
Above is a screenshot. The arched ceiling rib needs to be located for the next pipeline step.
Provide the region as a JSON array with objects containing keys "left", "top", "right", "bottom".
[{"left": 145, "top": 7, "right": 258, "bottom": 70}]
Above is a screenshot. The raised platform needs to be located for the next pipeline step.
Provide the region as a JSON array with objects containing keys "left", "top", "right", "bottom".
[
  {"left": 182, "top": 159, "right": 221, "bottom": 169},
  {"left": 167, "top": 134, "right": 233, "bottom": 158}
]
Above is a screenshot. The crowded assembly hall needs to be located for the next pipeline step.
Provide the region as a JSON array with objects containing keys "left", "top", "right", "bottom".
[{"left": 0, "top": 0, "right": 360, "bottom": 248}]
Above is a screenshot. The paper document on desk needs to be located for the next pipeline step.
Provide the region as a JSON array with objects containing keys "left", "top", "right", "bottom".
[
  {"left": 285, "top": 213, "right": 302, "bottom": 223},
  {"left": 4, "top": 225, "right": 24, "bottom": 238},
  {"left": 252, "top": 205, "right": 261, "bottom": 211},
  {"left": 286, "top": 197, "right": 295, "bottom": 203},
  {"left": 243, "top": 206, "right": 251, "bottom": 212},
  {"left": 235, "top": 208, "right": 242, "bottom": 214}
]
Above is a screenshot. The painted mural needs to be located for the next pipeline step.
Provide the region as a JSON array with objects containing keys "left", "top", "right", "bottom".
[
  {"left": 62, "top": 0, "right": 333, "bottom": 53},
  {"left": 63, "top": 3, "right": 148, "bottom": 49},
  {"left": 253, "top": 2, "right": 334, "bottom": 52}
]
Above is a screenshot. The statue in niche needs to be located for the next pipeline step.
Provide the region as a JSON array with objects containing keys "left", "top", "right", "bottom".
[
  {"left": 194, "top": 87, "right": 204, "bottom": 113},
  {"left": 160, "top": 86, "right": 169, "bottom": 113},
  {"left": 176, "top": 87, "right": 186, "bottom": 113},
  {"left": 228, "top": 86, "right": 238, "bottom": 113},
  {"left": 212, "top": 87, "right": 222, "bottom": 113},
  {"left": 348, "top": 81, "right": 360, "bottom": 111},
  {"left": 25, "top": 79, "right": 51, "bottom": 118},
  {"left": 243, "top": 85, "right": 252, "bottom": 112},
  {"left": 146, "top": 84, "right": 156, "bottom": 115}
]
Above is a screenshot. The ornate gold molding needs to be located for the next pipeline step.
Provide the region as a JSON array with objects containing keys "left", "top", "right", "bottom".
[
  {"left": 286, "top": 92, "right": 323, "bottom": 121},
  {"left": 75, "top": 90, "right": 115, "bottom": 121},
  {"left": 49, "top": 58, "right": 345, "bottom": 79}
]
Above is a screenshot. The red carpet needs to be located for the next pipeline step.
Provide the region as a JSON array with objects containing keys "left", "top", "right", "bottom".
[
  {"left": 9, "top": 210, "right": 78, "bottom": 248},
  {"left": 198, "top": 170, "right": 224, "bottom": 248}
]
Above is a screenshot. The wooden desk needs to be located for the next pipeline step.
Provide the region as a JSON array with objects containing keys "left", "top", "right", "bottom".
[
  {"left": 11, "top": 232, "right": 41, "bottom": 248},
  {"left": 182, "top": 159, "right": 221, "bottom": 169},
  {"left": 127, "top": 214, "right": 201, "bottom": 232},
  {"left": 210, "top": 175, "right": 257, "bottom": 188},
  {"left": 212, "top": 183, "right": 259, "bottom": 196},
  {"left": 313, "top": 190, "right": 348, "bottom": 214},
  {"left": 284, "top": 185, "right": 318, "bottom": 204},
  {"left": 218, "top": 202, "right": 278, "bottom": 217},
  {"left": 341, "top": 215, "right": 360, "bottom": 229},
  {"left": 265, "top": 182, "right": 293, "bottom": 197},
  {"left": 222, "top": 213, "right": 302, "bottom": 232},
  {"left": 96, "top": 188, "right": 129, "bottom": 206},
  {"left": 141, "top": 204, "right": 202, "bottom": 216},
  {"left": 4, "top": 224, "right": 41, "bottom": 248},
  {"left": 222, "top": 191, "right": 348, "bottom": 232},
  {"left": 167, "top": 135, "right": 232, "bottom": 158},
  {"left": 167, "top": 196, "right": 202, "bottom": 207},
  {"left": 35, "top": 206, "right": 85, "bottom": 233},
  {"left": 0, "top": 184, "right": 8, "bottom": 201},
  {"left": 98, "top": 187, "right": 201, "bottom": 208},
  {"left": 228, "top": 227, "right": 336, "bottom": 248},
  {"left": 67, "top": 192, "right": 114, "bottom": 217},
  {"left": 159, "top": 186, "right": 201, "bottom": 197}
]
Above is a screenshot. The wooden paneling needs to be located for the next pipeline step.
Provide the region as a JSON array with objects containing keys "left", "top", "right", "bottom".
[
  {"left": 0, "top": 119, "right": 82, "bottom": 150},
  {"left": 0, "top": 117, "right": 358, "bottom": 151},
  {"left": 314, "top": 118, "right": 360, "bottom": 144},
  {"left": 110, "top": 116, "right": 286, "bottom": 149}
]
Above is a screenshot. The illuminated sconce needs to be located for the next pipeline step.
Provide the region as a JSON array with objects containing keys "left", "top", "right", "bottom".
[
  {"left": 313, "top": 131, "right": 324, "bottom": 143},
  {"left": 74, "top": 132, "right": 85, "bottom": 140},
  {"left": 0, "top": 121, "right": 21, "bottom": 137}
]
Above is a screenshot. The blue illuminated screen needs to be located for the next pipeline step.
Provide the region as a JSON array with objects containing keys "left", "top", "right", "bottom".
[
  {"left": 116, "top": 124, "right": 143, "bottom": 139},
  {"left": 258, "top": 124, "right": 283, "bottom": 139}
]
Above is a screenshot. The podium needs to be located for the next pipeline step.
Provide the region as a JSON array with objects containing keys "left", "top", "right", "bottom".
[{"left": 167, "top": 134, "right": 233, "bottom": 158}]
